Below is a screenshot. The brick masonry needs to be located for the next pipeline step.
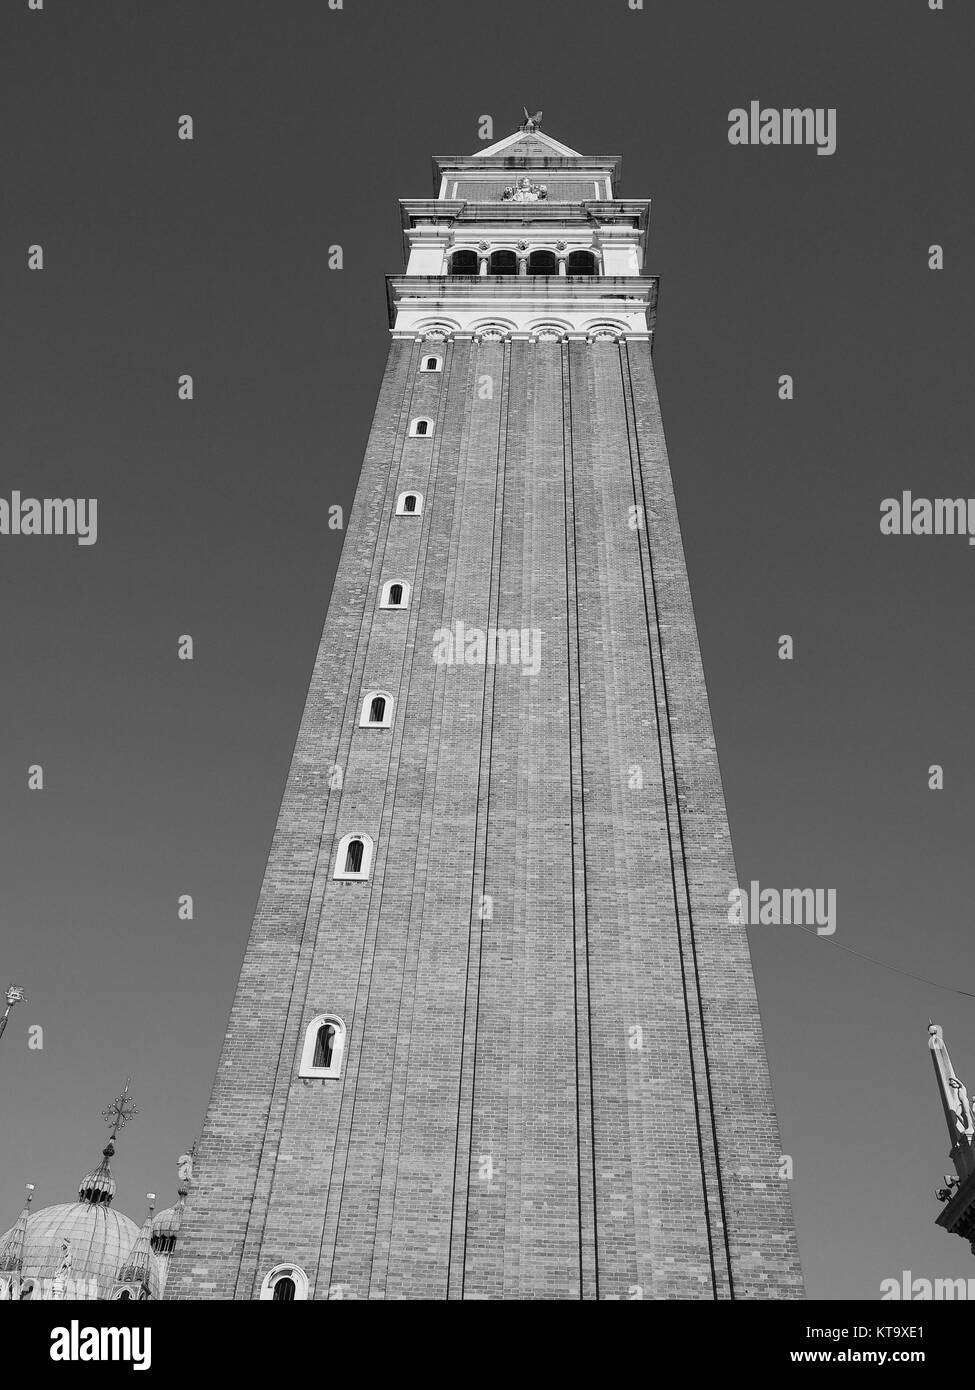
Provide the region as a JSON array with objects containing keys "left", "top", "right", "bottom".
[
  {"left": 166, "top": 328, "right": 804, "bottom": 1300},
  {"left": 167, "top": 128, "right": 803, "bottom": 1300}
]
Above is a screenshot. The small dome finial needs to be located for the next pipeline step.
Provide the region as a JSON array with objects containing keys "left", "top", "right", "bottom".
[{"left": 79, "top": 1080, "right": 139, "bottom": 1204}]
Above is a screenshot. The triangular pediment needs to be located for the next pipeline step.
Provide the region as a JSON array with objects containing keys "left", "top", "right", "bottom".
[{"left": 473, "top": 128, "right": 583, "bottom": 159}]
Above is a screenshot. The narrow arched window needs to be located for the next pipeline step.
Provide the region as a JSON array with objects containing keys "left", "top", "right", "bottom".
[
  {"left": 333, "top": 832, "right": 373, "bottom": 880},
  {"left": 273, "top": 1277, "right": 296, "bottom": 1301},
  {"left": 313, "top": 1022, "right": 336, "bottom": 1069},
  {"left": 380, "top": 580, "right": 410, "bottom": 608},
  {"left": 568, "top": 250, "right": 597, "bottom": 276},
  {"left": 449, "top": 250, "right": 478, "bottom": 276},
  {"left": 396, "top": 490, "right": 422, "bottom": 516},
  {"left": 299, "top": 1015, "right": 347, "bottom": 1078},
  {"left": 359, "top": 691, "right": 393, "bottom": 727},
  {"left": 408, "top": 417, "right": 433, "bottom": 438},
  {"left": 420, "top": 355, "right": 442, "bottom": 372},
  {"left": 528, "top": 250, "right": 557, "bottom": 275}
]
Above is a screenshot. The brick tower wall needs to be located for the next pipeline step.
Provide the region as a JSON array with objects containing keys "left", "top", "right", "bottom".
[{"left": 166, "top": 333, "right": 803, "bottom": 1300}]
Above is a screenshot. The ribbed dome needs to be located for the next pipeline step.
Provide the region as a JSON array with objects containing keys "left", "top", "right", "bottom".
[
  {"left": 151, "top": 1194, "right": 184, "bottom": 1241},
  {"left": 0, "top": 1203, "right": 162, "bottom": 1299},
  {"left": 151, "top": 1205, "right": 176, "bottom": 1236},
  {"left": 78, "top": 1144, "right": 117, "bottom": 1205}
]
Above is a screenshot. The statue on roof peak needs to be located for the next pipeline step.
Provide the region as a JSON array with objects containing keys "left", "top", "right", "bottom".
[{"left": 521, "top": 107, "right": 543, "bottom": 133}]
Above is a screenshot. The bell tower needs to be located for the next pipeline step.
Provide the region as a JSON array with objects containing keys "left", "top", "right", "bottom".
[{"left": 167, "top": 114, "right": 803, "bottom": 1301}]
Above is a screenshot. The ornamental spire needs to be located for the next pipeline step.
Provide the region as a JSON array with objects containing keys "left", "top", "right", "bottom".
[
  {"left": 79, "top": 1079, "right": 139, "bottom": 1205},
  {"left": 117, "top": 1194, "right": 156, "bottom": 1290},
  {"left": 0, "top": 1184, "right": 34, "bottom": 1275}
]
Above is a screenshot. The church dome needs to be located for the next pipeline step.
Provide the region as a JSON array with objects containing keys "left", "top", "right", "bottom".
[
  {"left": 0, "top": 1201, "right": 162, "bottom": 1300},
  {"left": 0, "top": 1087, "right": 164, "bottom": 1301},
  {"left": 150, "top": 1190, "right": 185, "bottom": 1259},
  {"left": 151, "top": 1202, "right": 181, "bottom": 1239}
]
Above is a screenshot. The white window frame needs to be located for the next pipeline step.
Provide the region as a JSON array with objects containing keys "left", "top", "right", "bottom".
[
  {"left": 298, "top": 1014, "right": 347, "bottom": 1080},
  {"left": 419, "top": 354, "right": 443, "bottom": 373},
  {"left": 380, "top": 580, "right": 410, "bottom": 609},
  {"left": 259, "top": 1263, "right": 310, "bottom": 1300},
  {"left": 333, "top": 832, "right": 374, "bottom": 880},
  {"left": 395, "top": 491, "right": 423, "bottom": 516},
  {"left": 408, "top": 416, "right": 434, "bottom": 438},
  {"left": 359, "top": 691, "right": 394, "bottom": 728}
]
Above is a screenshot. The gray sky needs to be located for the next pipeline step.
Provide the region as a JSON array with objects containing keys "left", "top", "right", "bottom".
[{"left": 1, "top": 0, "right": 973, "bottom": 1299}]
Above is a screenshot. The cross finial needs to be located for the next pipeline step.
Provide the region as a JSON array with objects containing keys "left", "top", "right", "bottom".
[{"left": 102, "top": 1078, "right": 138, "bottom": 1140}]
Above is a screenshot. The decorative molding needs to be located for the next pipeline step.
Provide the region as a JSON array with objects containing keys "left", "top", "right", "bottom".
[
  {"left": 470, "top": 128, "right": 583, "bottom": 159},
  {"left": 529, "top": 324, "right": 569, "bottom": 343},
  {"left": 413, "top": 316, "right": 461, "bottom": 340},
  {"left": 585, "top": 323, "right": 626, "bottom": 343},
  {"left": 259, "top": 1264, "right": 310, "bottom": 1301},
  {"left": 501, "top": 178, "right": 548, "bottom": 203}
]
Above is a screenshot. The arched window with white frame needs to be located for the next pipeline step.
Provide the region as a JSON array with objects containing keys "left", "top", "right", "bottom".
[
  {"left": 396, "top": 491, "right": 422, "bottom": 516},
  {"left": 419, "top": 354, "right": 442, "bottom": 373},
  {"left": 259, "top": 1264, "right": 310, "bottom": 1300},
  {"left": 408, "top": 417, "right": 433, "bottom": 438},
  {"left": 333, "top": 832, "right": 373, "bottom": 880},
  {"left": 380, "top": 580, "right": 410, "bottom": 609},
  {"left": 359, "top": 691, "right": 393, "bottom": 728},
  {"left": 298, "top": 1014, "right": 347, "bottom": 1079}
]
